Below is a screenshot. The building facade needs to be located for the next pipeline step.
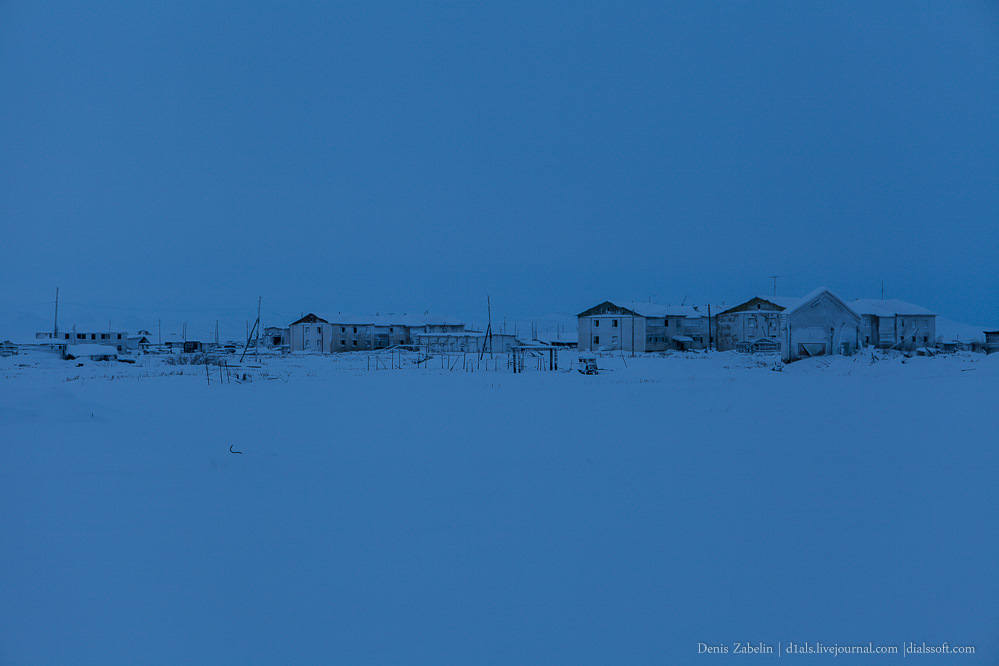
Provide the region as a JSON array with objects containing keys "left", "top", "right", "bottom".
[
  {"left": 289, "top": 314, "right": 334, "bottom": 353},
  {"left": 780, "top": 288, "right": 861, "bottom": 362},
  {"left": 850, "top": 299, "right": 937, "bottom": 350},
  {"left": 38, "top": 330, "right": 128, "bottom": 353},
  {"left": 715, "top": 297, "right": 803, "bottom": 352},
  {"left": 577, "top": 301, "right": 713, "bottom": 353}
]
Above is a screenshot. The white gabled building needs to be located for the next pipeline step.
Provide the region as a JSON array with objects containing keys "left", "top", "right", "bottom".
[
  {"left": 289, "top": 314, "right": 334, "bottom": 353},
  {"left": 849, "top": 299, "right": 937, "bottom": 350},
  {"left": 780, "top": 288, "right": 861, "bottom": 362}
]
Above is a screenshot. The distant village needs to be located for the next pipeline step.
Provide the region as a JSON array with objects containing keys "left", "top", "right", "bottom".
[
  {"left": 576, "top": 287, "right": 999, "bottom": 361},
  {"left": 3, "top": 287, "right": 998, "bottom": 362}
]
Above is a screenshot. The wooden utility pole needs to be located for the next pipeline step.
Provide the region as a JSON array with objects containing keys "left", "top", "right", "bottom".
[
  {"left": 707, "top": 303, "right": 712, "bottom": 351},
  {"left": 53, "top": 287, "right": 59, "bottom": 338},
  {"left": 240, "top": 297, "right": 262, "bottom": 363},
  {"left": 480, "top": 296, "right": 494, "bottom": 360}
]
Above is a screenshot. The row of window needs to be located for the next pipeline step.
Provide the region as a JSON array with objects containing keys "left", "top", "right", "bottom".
[
  {"left": 61, "top": 333, "right": 124, "bottom": 340},
  {"left": 592, "top": 318, "right": 698, "bottom": 329}
]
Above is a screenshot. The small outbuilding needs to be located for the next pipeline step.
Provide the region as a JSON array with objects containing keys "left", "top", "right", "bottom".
[{"left": 985, "top": 331, "right": 999, "bottom": 355}]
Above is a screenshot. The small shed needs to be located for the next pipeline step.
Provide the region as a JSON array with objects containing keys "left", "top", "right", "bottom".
[
  {"left": 985, "top": 331, "right": 999, "bottom": 355},
  {"left": 127, "top": 335, "right": 151, "bottom": 353}
]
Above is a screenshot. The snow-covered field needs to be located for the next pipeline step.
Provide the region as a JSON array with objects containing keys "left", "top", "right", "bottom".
[{"left": 1, "top": 350, "right": 996, "bottom": 664}]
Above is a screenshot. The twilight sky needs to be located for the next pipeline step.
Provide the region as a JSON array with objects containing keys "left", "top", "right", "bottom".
[{"left": 2, "top": 1, "right": 998, "bottom": 334}]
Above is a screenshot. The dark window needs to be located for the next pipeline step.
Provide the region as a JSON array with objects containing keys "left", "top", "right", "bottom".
[
  {"left": 612, "top": 319, "right": 618, "bottom": 327},
  {"left": 593, "top": 336, "right": 599, "bottom": 344},
  {"left": 352, "top": 340, "right": 357, "bottom": 346},
  {"left": 353, "top": 327, "right": 357, "bottom": 333},
  {"left": 594, "top": 320, "right": 599, "bottom": 327},
  {"left": 117, "top": 334, "right": 122, "bottom": 339},
  {"left": 64, "top": 333, "right": 70, "bottom": 339},
  {"left": 91, "top": 334, "right": 96, "bottom": 340},
  {"left": 78, "top": 334, "right": 85, "bottom": 339}
]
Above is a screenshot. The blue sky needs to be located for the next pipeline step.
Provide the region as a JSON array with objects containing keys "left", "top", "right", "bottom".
[{"left": 2, "top": 1, "right": 997, "bottom": 332}]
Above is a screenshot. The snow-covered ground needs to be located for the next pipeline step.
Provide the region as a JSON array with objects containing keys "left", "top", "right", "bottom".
[{"left": 1, "top": 349, "right": 996, "bottom": 663}]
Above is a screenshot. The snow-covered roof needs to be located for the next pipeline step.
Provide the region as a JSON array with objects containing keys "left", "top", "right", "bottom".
[
  {"left": 935, "top": 318, "right": 985, "bottom": 343},
  {"left": 850, "top": 298, "right": 937, "bottom": 317},
  {"left": 671, "top": 335, "right": 694, "bottom": 342},
  {"left": 9, "top": 336, "right": 67, "bottom": 346},
  {"left": 305, "top": 313, "right": 464, "bottom": 327},
  {"left": 753, "top": 296, "right": 804, "bottom": 310},
  {"left": 786, "top": 287, "right": 861, "bottom": 319},
  {"left": 717, "top": 296, "right": 803, "bottom": 316},
  {"left": 587, "top": 301, "right": 705, "bottom": 319},
  {"left": 160, "top": 333, "right": 205, "bottom": 343}
]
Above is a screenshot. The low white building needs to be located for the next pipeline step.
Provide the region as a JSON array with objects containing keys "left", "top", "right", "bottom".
[
  {"left": 38, "top": 330, "right": 128, "bottom": 353},
  {"left": 415, "top": 331, "right": 520, "bottom": 354}
]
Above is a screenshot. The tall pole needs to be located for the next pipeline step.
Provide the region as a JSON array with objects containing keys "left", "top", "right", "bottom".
[
  {"left": 707, "top": 303, "right": 712, "bottom": 351},
  {"left": 256, "top": 296, "right": 262, "bottom": 342},
  {"left": 486, "top": 295, "right": 493, "bottom": 357},
  {"left": 53, "top": 287, "right": 59, "bottom": 338},
  {"left": 768, "top": 275, "right": 780, "bottom": 297}
]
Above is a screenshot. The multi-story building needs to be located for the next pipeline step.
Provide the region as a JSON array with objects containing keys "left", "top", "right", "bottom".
[
  {"left": 577, "top": 301, "right": 712, "bottom": 353},
  {"left": 850, "top": 299, "right": 937, "bottom": 350}
]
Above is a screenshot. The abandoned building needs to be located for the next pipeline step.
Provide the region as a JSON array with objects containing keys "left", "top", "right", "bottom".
[
  {"left": 714, "top": 296, "right": 803, "bottom": 352},
  {"left": 576, "top": 301, "right": 712, "bottom": 353},
  {"left": 850, "top": 299, "right": 937, "bottom": 350}
]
